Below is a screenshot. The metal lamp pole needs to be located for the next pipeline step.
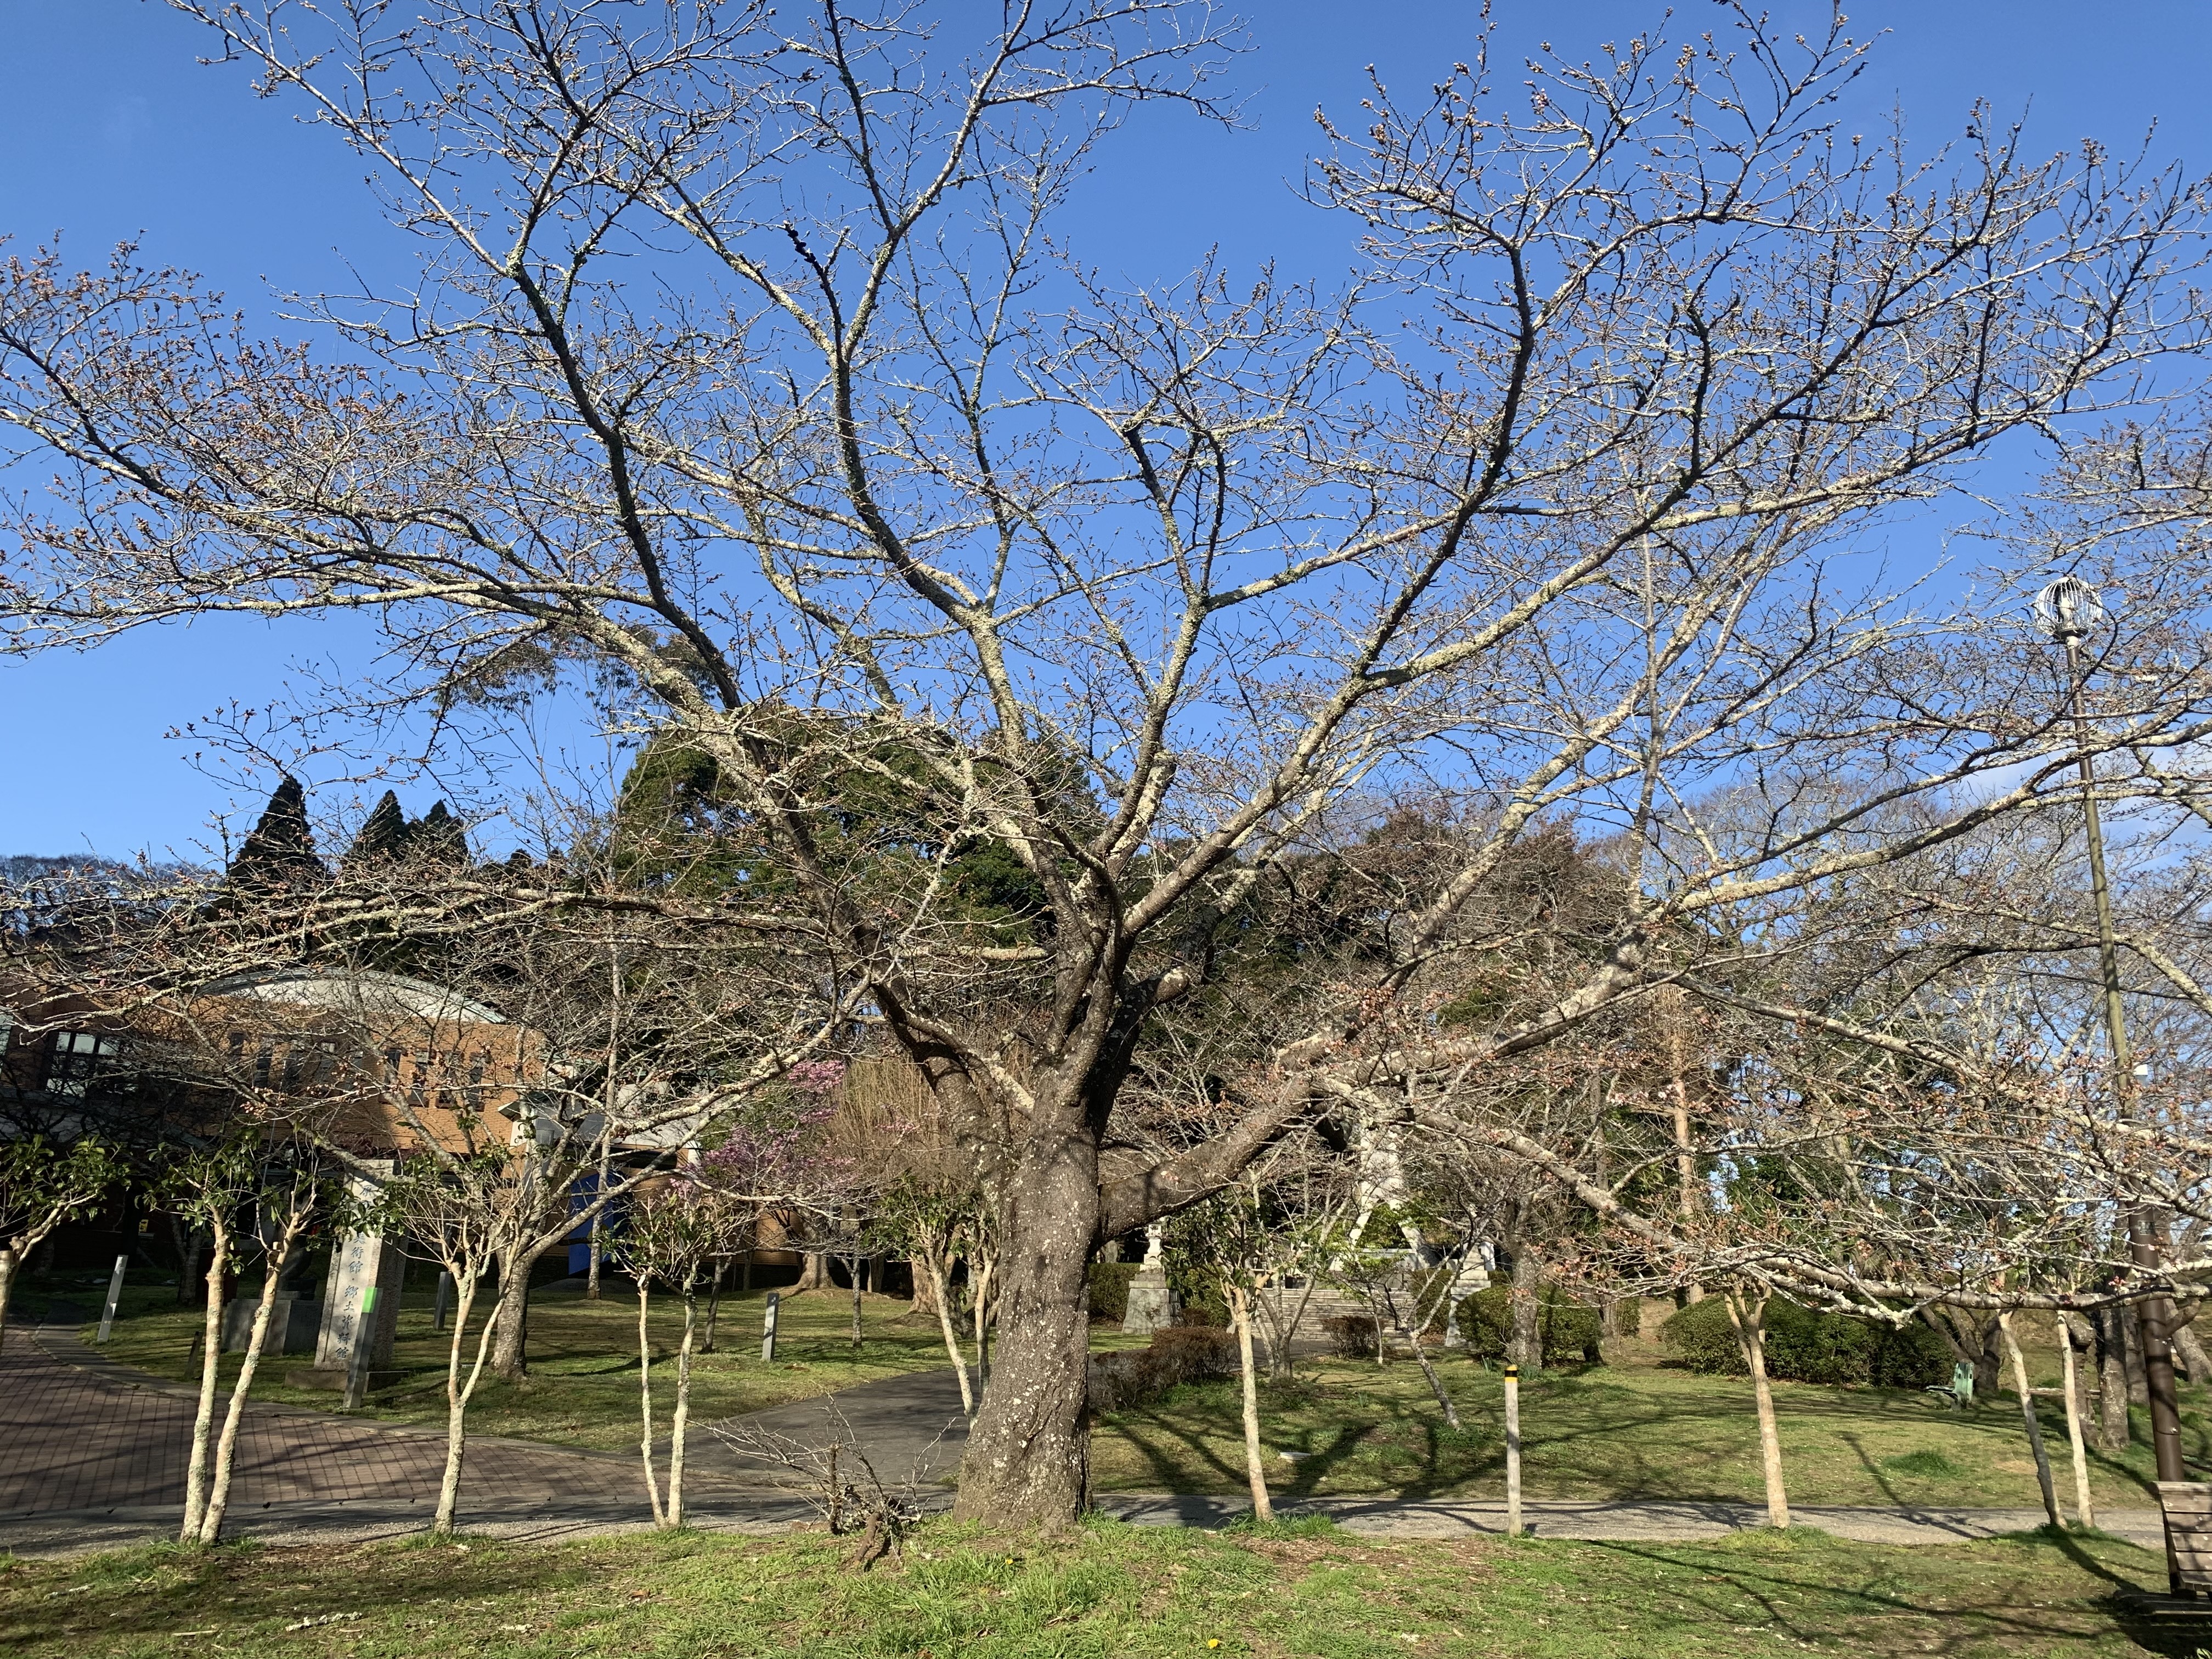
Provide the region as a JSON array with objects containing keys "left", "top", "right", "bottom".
[{"left": 2036, "top": 578, "right": 2187, "bottom": 1492}]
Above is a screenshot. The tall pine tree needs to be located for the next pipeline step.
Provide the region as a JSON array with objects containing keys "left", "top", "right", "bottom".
[{"left": 224, "top": 777, "right": 324, "bottom": 891}]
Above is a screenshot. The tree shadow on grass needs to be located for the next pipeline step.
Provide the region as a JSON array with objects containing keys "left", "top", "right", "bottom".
[
  {"left": 1578, "top": 1532, "right": 2169, "bottom": 1656},
  {"left": 0, "top": 1536, "right": 624, "bottom": 1652},
  {"left": 1839, "top": 1432, "right": 1906, "bottom": 1505}
]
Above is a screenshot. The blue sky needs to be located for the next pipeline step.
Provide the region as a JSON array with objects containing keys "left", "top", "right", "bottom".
[{"left": 4, "top": 0, "right": 2210, "bottom": 862}]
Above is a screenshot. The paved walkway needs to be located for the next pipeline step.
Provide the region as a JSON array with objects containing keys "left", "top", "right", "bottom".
[
  {"left": 0, "top": 1325, "right": 786, "bottom": 1554},
  {"left": 0, "top": 1327, "right": 2170, "bottom": 1558}
]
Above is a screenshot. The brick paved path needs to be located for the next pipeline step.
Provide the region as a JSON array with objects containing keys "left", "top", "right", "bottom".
[{"left": 0, "top": 1324, "right": 744, "bottom": 1535}]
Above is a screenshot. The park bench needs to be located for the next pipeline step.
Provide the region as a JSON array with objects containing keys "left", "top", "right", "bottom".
[{"left": 2155, "top": 1482, "right": 2212, "bottom": 1598}]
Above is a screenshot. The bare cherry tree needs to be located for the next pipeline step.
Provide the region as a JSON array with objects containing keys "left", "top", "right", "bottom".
[{"left": 8, "top": 2, "right": 2212, "bottom": 1525}]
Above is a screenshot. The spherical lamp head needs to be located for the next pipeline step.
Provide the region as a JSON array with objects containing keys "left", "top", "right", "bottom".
[{"left": 2034, "top": 577, "right": 2106, "bottom": 642}]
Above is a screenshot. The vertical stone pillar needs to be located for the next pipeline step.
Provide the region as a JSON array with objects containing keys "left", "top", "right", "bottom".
[{"left": 315, "top": 1161, "right": 404, "bottom": 1374}]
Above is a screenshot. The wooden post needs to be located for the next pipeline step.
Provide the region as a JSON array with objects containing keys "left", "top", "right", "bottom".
[
  {"left": 95, "top": 1254, "right": 127, "bottom": 1344},
  {"left": 1504, "top": 1363, "right": 1522, "bottom": 1538},
  {"left": 761, "top": 1290, "right": 780, "bottom": 1362}
]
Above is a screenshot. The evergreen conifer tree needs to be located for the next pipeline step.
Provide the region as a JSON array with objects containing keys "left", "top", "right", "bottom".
[
  {"left": 411, "top": 802, "right": 469, "bottom": 867},
  {"left": 344, "top": 791, "right": 411, "bottom": 866},
  {"left": 224, "top": 777, "right": 324, "bottom": 891}
]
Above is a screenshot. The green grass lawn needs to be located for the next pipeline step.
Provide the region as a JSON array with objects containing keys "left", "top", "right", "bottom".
[
  {"left": 1091, "top": 1356, "right": 2210, "bottom": 1513},
  {"left": 0, "top": 1516, "right": 2192, "bottom": 1658},
  {"left": 50, "top": 1268, "right": 2212, "bottom": 1517},
  {"left": 86, "top": 1276, "right": 962, "bottom": 1450}
]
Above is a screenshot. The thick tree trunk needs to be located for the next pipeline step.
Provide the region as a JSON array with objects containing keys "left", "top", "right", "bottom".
[
  {"left": 1970, "top": 1314, "right": 2004, "bottom": 1397},
  {"left": 488, "top": 1239, "right": 549, "bottom": 1382},
  {"left": 0, "top": 1249, "right": 15, "bottom": 1355},
  {"left": 1725, "top": 1285, "right": 1788, "bottom": 1529},
  {"left": 2173, "top": 1319, "right": 2212, "bottom": 1385},
  {"left": 1229, "top": 1283, "right": 1272, "bottom": 1522},
  {"left": 795, "top": 1251, "right": 832, "bottom": 1291},
  {"left": 1508, "top": 1245, "right": 1543, "bottom": 1376},
  {"left": 949, "top": 1110, "right": 1097, "bottom": 1529},
  {"left": 2094, "top": 1305, "right": 2134, "bottom": 1452}
]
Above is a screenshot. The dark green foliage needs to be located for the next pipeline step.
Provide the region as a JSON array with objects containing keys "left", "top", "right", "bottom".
[
  {"left": 344, "top": 792, "right": 469, "bottom": 868},
  {"left": 347, "top": 791, "right": 411, "bottom": 863},
  {"left": 1321, "top": 1314, "right": 1378, "bottom": 1358},
  {"left": 411, "top": 802, "right": 468, "bottom": 865},
  {"left": 1455, "top": 1285, "right": 1606, "bottom": 1364},
  {"left": 1660, "top": 1296, "right": 1952, "bottom": 1388},
  {"left": 608, "top": 723, "right": 1076, "bottom": 937},
  {"left": 1088, "top": 1261, "right": 1138, "bottom": 1323},
  {"left": 1088, "top": 1325, "right": 1239, "bottom": 1414},
  {"left": 225, "top": 777, "right": 324, "bottom": 891}
]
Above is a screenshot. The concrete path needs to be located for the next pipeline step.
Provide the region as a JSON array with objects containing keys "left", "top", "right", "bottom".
[
  {"left": 0, "top": 1326, "right": 2169, "bottom": 1559},
  {"left": 687, "top": 1364, "right": 971, "bottom": 1488}
]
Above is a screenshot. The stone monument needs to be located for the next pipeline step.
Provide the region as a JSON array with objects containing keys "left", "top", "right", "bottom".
[
  {"left": 298, "top": 1162, "right": 404, "bottom": 1387},
  {"left": 1120, "top": 1222, "right": 1178, "bottom": 1335}
]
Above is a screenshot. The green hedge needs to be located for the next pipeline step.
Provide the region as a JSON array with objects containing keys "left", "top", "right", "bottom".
[
  {"left": 1088, "top": 1262, "right": 1139, "bottom": 1322},
  {"left": 1455, "top": 1285, "right": 1606, "bottom": 1364},
  {"left": 1088, "top": 1326, "right": 1239, "bottom": 1414},
  {"left": 1659, "top": 1296, "right": 1951, "bottom": 1388}
]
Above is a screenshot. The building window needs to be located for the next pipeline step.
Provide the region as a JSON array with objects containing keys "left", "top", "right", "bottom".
[{"left": 45, "top": 1031, "right": 122, "bottom": 1099}]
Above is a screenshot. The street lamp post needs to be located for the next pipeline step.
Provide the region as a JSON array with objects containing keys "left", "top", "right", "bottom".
[{"left": 2035, "top": 578, "right": 2188, "bottom": 1499}]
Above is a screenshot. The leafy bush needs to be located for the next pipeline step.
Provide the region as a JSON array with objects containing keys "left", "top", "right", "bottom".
[
  {"left": 1087, "top": 1326, "right": 1239, "bottom": 1413},
  {"left": 1321, "top": 1314, "right": 1379, "bottom": 1358},
  {"left": 1088, "top": 1262, "right": 1139, "bottom": 1323},
  {"left": 1455, "top": 1285, "right": 1605, "bottom": 1364},
  {"left": 1659, "top": 1296, "right": 1951, "bottom": 1389}
]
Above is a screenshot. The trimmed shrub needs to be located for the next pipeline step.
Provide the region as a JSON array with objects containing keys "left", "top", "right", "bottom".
[
  {"left": 1087, "top": 1325, "right": 1240, "bottom": 1414},
  {"left": 1321, "top": 1314, "right": 1380, "bottom": 1358},
  {"left": 1659, "top": 1296, "right": 1951, "bottom": 1389},
  {"left": 1455, "top": 1285, "right": 1605, "bottom": 1364},
  {"left": 1088, "top": 1261, "right": 1139, "bottom": 1323}
]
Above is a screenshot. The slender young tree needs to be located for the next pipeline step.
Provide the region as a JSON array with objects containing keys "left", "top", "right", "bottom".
[
  {"left": 374, "top": 1149, "right": 522, "bottom": 1537},
  {"left": 190, "top": 1147, "right": 326, "bottom": 1545},
  {"left": 1722, "top": 1283, "right": 1790, "bottom": 1531},
  {"left": 619, "top": 1180, "right": 744, "bottom": 1529},
  {"left": 163, "top": 1134, "right": 258, "bottom": 1545},
  {"left": 0, "top": 1136, "right": 123, "bottom": 1351}
]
